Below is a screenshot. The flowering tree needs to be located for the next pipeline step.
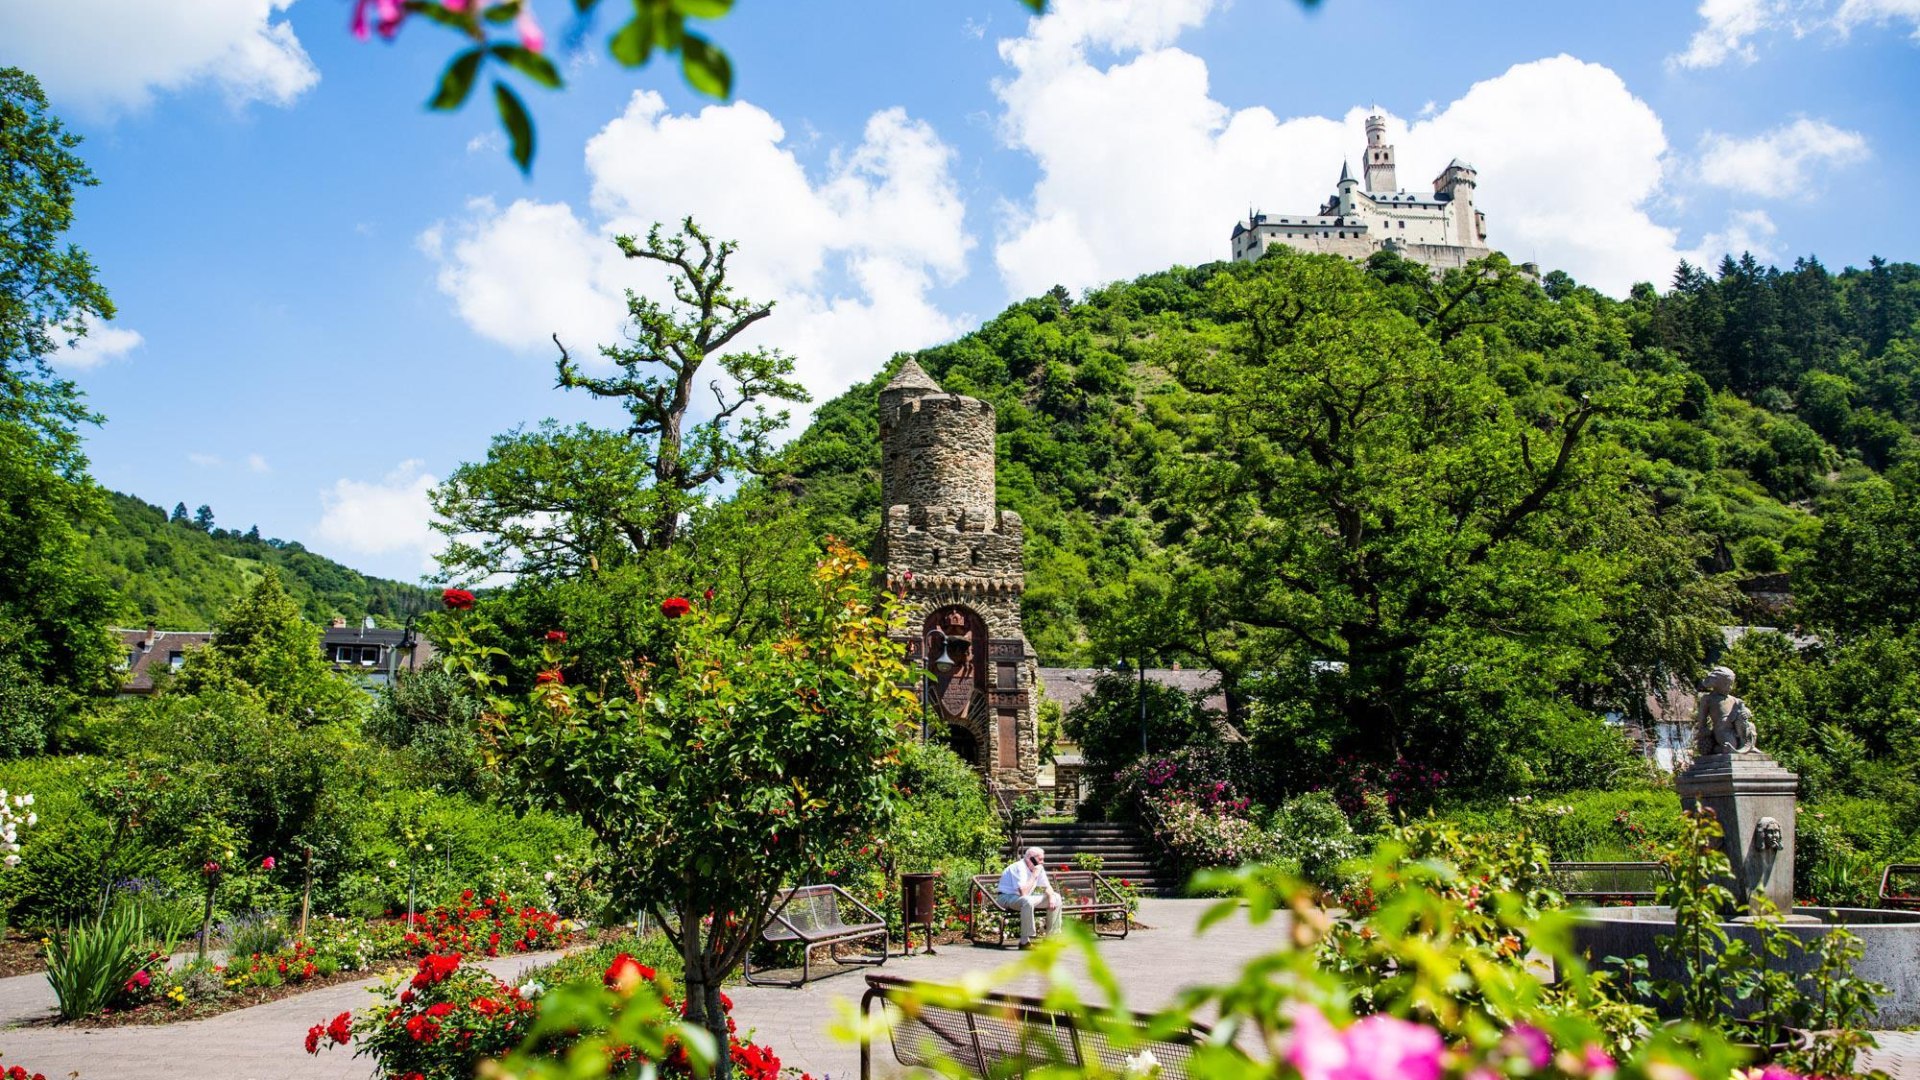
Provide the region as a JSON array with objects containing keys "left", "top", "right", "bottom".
[{"left": 446, "top": 539, "right": 917, "bottom": 1078}]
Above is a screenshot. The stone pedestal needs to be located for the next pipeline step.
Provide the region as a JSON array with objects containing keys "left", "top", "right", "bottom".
[{"left": 1676, "top": 752, "right": 1799, "bottom": 915}]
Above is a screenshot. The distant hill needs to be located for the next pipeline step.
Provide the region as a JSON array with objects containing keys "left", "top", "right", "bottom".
[
  {"left": 87, "top": 491, "right": 435, "bottom": 630},
  {"left": 779, "top": 250, "right": 1920, "bottom": 665}
]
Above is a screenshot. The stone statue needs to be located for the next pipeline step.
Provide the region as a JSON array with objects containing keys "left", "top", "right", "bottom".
[
  {"left": 1693, "top": 666, "right": 1759, "bottom": 755},
  {"left": 1755, "top": 817, "right": 1784, "bottom": 852}
]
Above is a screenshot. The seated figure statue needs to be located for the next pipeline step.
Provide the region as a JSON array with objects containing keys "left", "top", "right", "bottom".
[{"left": 1693, "top": 665, "right": 1759, "bottom": 755}]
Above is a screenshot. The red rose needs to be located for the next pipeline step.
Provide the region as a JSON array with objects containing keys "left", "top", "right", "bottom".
[
  {"left": 327, "top": 1011, "right": 353, "bottom": 1045},
  {"left": 261, "top": 856, "right": 276, "bottom": 871},
  {"left": 544, "top": 630, "right": 567, "bottom": 642},
  {"left": 441, "top": 588, "right": 476, "bottom": 611},
  {"left": 535, "top": 669, "right": 564, "bottom": 685},
  {"left": 201, "top": 861, "right": 220, "bottom": 878},
  {"left": 603, "top": 953, "right": 653, "bottom": 993},
  {"left": 661, "top": 597, "right": 692, "bottom": 619},
  {"left": 703, "top": 587, "right": 715, "bottom": 601},
  {"left": 305, "top": 1024, "right": 324, "bottom": 1055}
]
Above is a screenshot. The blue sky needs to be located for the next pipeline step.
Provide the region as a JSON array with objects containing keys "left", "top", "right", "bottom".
[{"left": 4, "top": 0, "right": 1918, "bottom": 588}]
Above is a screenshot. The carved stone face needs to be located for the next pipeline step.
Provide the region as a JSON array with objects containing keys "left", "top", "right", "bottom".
[{"left": 1755, "top": 817, "right": 1784, "bottom": 852}]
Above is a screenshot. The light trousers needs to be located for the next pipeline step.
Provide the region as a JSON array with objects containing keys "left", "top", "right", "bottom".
[{"left": 999, "top": 890, "right": 1062, "bottom": 942}]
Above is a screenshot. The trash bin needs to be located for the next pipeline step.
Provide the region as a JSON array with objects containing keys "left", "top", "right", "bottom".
[{"left": 901, "top": 872, "right": 940, "bottom": 955}]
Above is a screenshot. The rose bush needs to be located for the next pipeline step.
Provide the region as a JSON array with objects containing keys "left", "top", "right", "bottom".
[{"left": 399, "top": 890, "right": 570, "bottom": 958}]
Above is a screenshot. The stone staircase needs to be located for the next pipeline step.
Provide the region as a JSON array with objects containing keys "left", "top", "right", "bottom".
[{"left": 1011, "top": 821, "right": 1179, "bottom": 896}]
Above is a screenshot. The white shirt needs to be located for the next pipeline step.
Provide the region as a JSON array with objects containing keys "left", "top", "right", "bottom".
[{"left": 998, "top": 858, "right": 1047, "bottom": 897}]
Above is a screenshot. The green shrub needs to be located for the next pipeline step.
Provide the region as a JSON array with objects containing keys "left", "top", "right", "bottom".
[
  {"left": 522, "top": 931, "right": 682, "bottom": 991},
  {"left": 1270, "top": 792, "right": 1364, "bottom": 891},
  {"left": 45, "top": 904, "right": 171, "bottom": 1019}
]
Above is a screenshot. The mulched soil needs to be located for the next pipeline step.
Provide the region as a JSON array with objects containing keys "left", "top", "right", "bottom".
[{"left": 0, "top": 931, "right": 49, "bottom": 978}]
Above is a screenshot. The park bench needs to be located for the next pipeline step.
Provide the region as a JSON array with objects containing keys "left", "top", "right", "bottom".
[
  {"left": 859, "top": 973, "right": 1209, "bottom": 1080},
  {"left": 1880, "top": 864, "right": 1920, "bottom": 911},
  {"left": 1551, "top": 861, "right": 1669, "bottom": 906},
  {"left": 967, "top": 870, "right": 1130, "bottom": 945},
  {"left": 742, "top": 883, "right": 889, "bottom": 987}
]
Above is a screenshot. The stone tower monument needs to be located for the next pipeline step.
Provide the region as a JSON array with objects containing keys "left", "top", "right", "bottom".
[
  {"left": 877, "top": 359, "right": 1040, "bottom": 791},
  {"left": 1363, "top": 113, "right": 1397, "bottom": 193}
]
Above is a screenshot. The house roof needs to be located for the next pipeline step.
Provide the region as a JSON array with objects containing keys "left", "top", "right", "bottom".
[
  {"left": 321, "top": 627, "right": 411, "bottom": 647},
  {"left": 114, "top": 629, "right": 213, "bottom": 693},
  {"left": 1035, "top": 667, "right": 1227, "bottom": 715}
]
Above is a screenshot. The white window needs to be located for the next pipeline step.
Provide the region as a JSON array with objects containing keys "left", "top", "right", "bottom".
[
  {"left": 168, "top": 651, "right": 185, "bottom": 671},
  {"left": 361, "top": 647, "right": 379, "bottom": 666}
]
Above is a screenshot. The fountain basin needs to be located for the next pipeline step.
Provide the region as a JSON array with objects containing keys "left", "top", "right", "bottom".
[{"left": 1570, "top": 906, "right": 1920, "bottom": 1027}]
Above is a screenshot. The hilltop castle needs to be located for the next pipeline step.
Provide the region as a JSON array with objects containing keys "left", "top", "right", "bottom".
[
  {"left": 877, "top": 359, "right": 1040, "bottom": 792},
  {"left": 1230, "top": 114, "right": 1492, "bottom": 271}
]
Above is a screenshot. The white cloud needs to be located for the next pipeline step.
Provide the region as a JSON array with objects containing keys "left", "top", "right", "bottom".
[
  {"left": 990, "top": 2, "right": 1685, "bottom": 296},
  {"left": 1670, "top": 0, "right": 1796, "bottom": 68},
  {"left": 466, "top": 130, "right": 507, "bottom": 155},
  {"left": 50, "top": 314, "right": 143, "bottom": 371},
  {"left": 1833, "top": 0, "right": 1920, "bottom": 38},
  {"left": 422, "top": 90, "right": 974, "bottom": 417},
  {"left": 1669, "top": 0, "right": 1920, "bottom": 67},
  {"left": 188, "top": 452, "right": 225, "bottom": 469},
  {"left": 247, "top": 453, "right": 272, "bottom": 474},
  {"left": 1683, "top": 209, "right": 1780, "bottom": 265},
  {"left": 1696, "top": 118, "right": 1869, "bottom": 196},
  {"left": 316, "top": 460, "right": 443, "bottom": 574},
  {"left": 0, "top": 0, "right": 317, "bottom": 113}
]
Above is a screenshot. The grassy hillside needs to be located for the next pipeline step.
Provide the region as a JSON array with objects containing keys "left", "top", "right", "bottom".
[
  {"left": 87, "top": 491, "right": 434, "bottom": 629},
  {"left": 779, "top": 251, "right": 1920, "bottom": 665}
]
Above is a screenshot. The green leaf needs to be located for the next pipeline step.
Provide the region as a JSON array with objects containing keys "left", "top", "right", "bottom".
[
  {"left": 671, "top": 0, "right": 733, "bottom": 17},
  {"left": 482, "top": 2, "right": 519, "bottom": 25},
  {"left": 679, "top": 34, "right": 731, "bottom": 98},
  {"left": 609, "top": 17, "right": 654, "bottom": 67},
  {"left": 1019, "top": 0, "right": 1046, "bottom": 10},
  {"left": 405, "top": 0, "right": 474, "bottom": 30},
  {"left": 489, "top": 43, "right": 564, "bottom": 88},
  {"left": 493, "top": 80, "right": 535, "bottom": 173},
  {"left": 429, "top": 48, "right": 486, "bottom": 111}
]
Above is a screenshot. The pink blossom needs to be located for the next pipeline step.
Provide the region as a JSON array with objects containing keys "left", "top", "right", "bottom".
[
  {"left": 262, "top": 856, "right": 277, "bottom": 871},
  {"left": 1582, "top": 1045, "right": 1617, "bottom": 1078},
  {"left": 442, "top": 0, "right": 472, "bottom": 10},
  {"left": 515, "top": 5, "right": 545, "bottom": 52},
  {"left": 1285, "top": 1006, "right": 1444, "bottom": 1080},
  {"left": 351, "top": 0, "right": 407, "bottom": 41},
  {"left": 1505, "top": 1024, "right": 1551, "bottom": 1070}
]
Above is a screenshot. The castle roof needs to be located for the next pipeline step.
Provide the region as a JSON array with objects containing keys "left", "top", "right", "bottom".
[
  {"left": 884, "top": 358, "right": 943, "bottom": 395},
  {"left": 1445, "top": 157, "right": 1477, "bottom": 172},
  {"left": 1338, "top": 160, "right": 1353, "bottom": 184}
]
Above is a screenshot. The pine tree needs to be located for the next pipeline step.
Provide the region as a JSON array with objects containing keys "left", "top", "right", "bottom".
[
  {"left": 170, "top": 502, "right": 189, "bottom": 524},
  {"left": 192, "top": 505, "right": 214, "bottom": 531}
]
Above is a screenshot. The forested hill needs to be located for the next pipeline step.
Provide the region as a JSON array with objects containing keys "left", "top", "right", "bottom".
[
  {"left": 778, "top": 250, "right": 1920, "bottom": 667},
  {"left": 88, "top": 491, "right": 434, "bottom": 629}
]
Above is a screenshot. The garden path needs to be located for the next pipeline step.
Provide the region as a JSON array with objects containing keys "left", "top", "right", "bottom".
[
  {"left": 0, "top": 901, "right": 1911, "bottom": 1080},
  {"left": 0, "top": 948, "right": 565, "bottom": 1079}
]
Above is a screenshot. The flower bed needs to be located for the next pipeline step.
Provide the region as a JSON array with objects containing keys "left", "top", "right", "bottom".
[
  {"left": 306, "top": 949, "right": 792, "bottom": 1080},
  {"left": 49, "top": 897, "right": 573, "bottom": 1026}
]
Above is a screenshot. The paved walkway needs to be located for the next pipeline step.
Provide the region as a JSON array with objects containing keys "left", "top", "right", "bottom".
[
  {"left": 732, "top": 897, "right": 1284, "bottom": 1079},
  {"left": 0, "top": 900, "right": 1909, "bottom": 1080},
  {"left": 0, "top": 950, "right": 566, "bottom": 1080}
]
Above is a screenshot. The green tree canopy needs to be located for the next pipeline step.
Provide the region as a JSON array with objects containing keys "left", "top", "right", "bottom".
[
  {"left": 0, "top": 67, "right": 120, "bottom": 705},
  {"left": 173, "top": 569, "right": 364, "bottom": 722}
]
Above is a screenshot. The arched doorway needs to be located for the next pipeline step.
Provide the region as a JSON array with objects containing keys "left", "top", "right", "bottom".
[{"left": 922, "top": 604, "right": 990, "bottom": 768}]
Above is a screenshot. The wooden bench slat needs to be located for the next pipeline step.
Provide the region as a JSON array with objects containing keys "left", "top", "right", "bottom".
[{"left": 861, "top": 974, "right": 1208, "bottom": 1080}]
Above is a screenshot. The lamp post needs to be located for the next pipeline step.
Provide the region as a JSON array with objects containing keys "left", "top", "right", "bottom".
[
  {"left": 1112, "top": 658, "right": 1148, "bottom": 757},
  {"left": 920, "top": 629, "right": 958, "bottom": 742}
]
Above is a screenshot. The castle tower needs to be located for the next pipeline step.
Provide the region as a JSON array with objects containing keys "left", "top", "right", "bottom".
[
  {"left": 1363, "top": 114, "right": 1397, "bottom": 192},
  {"left": 1336, "top": 160, "right": 1359, "bottom": 215},
  {"left": 1434, "top": 158, "right": 1483, "bottom": 245},
  {"left": 877, "top": 359, "right": 1040, "bottom": 791}
]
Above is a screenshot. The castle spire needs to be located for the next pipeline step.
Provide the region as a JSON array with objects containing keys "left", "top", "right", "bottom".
[{"left": 884, "top": 358, "right": 943, "bottom": 396}]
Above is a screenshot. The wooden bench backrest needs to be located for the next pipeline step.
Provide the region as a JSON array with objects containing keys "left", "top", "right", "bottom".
[
  {"left": 1882, "top": 863, "right": 1920, "bottom": 910},
  {"left": 865, "top": 975, "right": 1204, "bottom": 1080}
]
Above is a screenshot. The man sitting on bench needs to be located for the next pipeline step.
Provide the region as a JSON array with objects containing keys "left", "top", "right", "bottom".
[{"left": 997, "top": 846, "right": 1063, "bottom": 946}]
